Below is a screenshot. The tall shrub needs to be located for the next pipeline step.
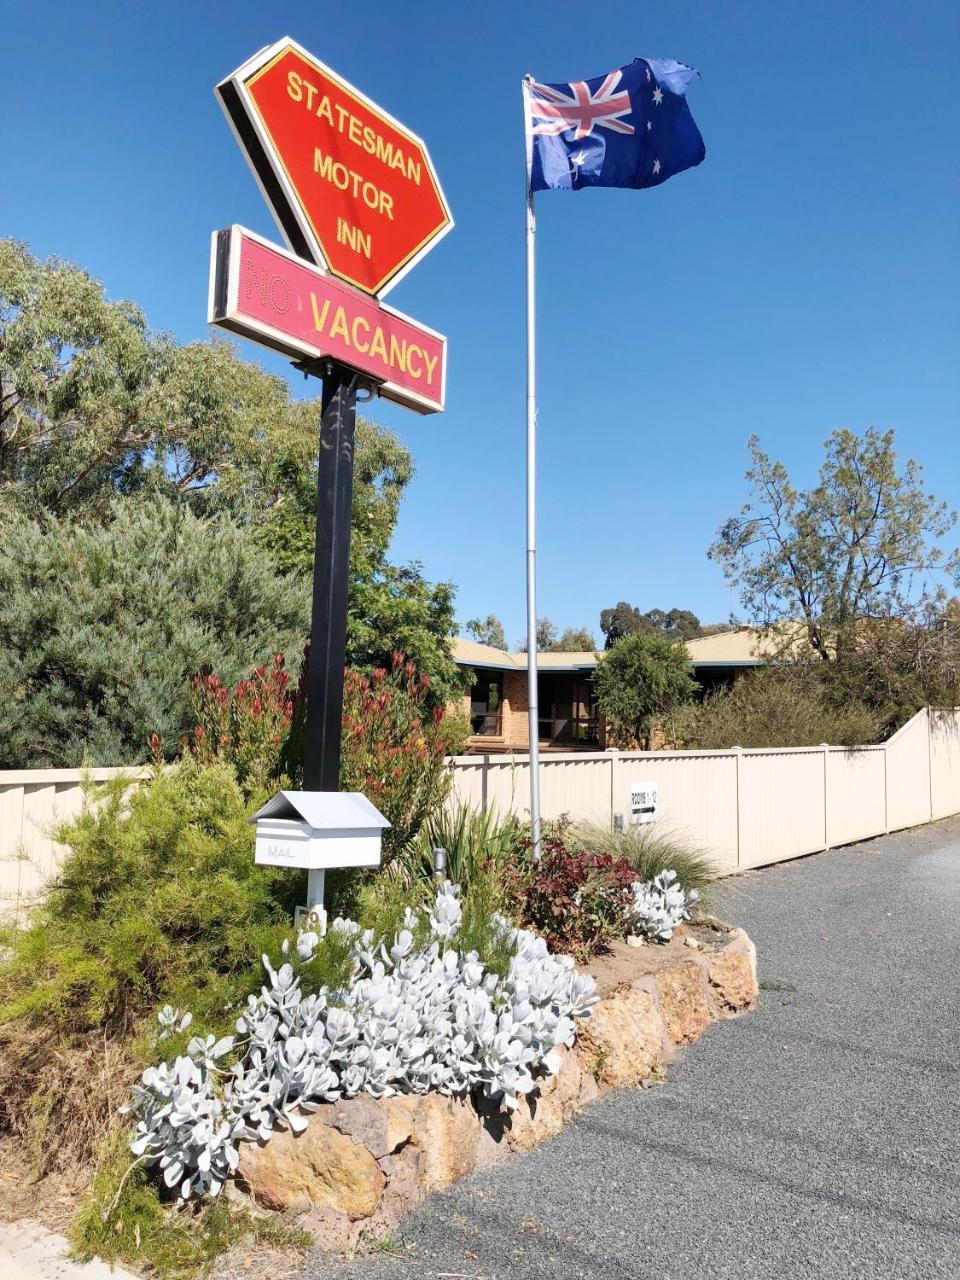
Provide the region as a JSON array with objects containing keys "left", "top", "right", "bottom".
[
  {"left": 595, "top": 631, "right": 697, "bottom": 748},
  {"left": 0, "top": 498, "right": 308, "bottom": 768}
]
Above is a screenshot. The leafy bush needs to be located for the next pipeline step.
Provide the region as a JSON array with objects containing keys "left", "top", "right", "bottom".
[
  {"left": 666, "top": 665, "right": 881, "bottom": 749},
  {"left": 595, "top": 630, "right": 697, "bottom": 748},
  {"left": 186, "top": 654, "right": 295, "bottom": 797},
  {"left": 567, "top": 821, "right": 717, "bottom": 897},
  {"left": 70, "top": 1127, "right": 309, "bottom": 1280},
  {"left": 505, "top": 836, "right": 638, "bottom": 961},
  {"left": 0, "top": 762, "right": 300, "bottom": 1041},
  {"left": 337, "top": 656, "right": 451, "bottom": 861},
  {"left": 125, "top": 882, "right": 598, "bottom": 1201},
  {"left": 402, "top": 801, "right": 526, "bottom": 891},
  {"left": 0, "top": 761, "right": 304, "bottom": 1185},
  {"left": 0, "top": 497, "right": 309, "bottom": 767}
]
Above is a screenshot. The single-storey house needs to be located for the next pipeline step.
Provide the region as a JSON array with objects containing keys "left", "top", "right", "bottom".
[{"left": 450, "top": 628, "right": 783, "bottom": 754}]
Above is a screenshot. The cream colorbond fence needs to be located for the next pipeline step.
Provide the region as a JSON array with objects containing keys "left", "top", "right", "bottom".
[
  {"left": 0, "top": 767, "right": 146, "bottom": 921},
  {"left": 2, "top": 709, "right": 958, "bottom": 918},
  {"left": 447, "top": 708, "right": 960, "bottom": 875}
]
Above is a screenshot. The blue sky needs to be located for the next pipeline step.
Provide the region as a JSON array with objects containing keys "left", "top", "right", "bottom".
[{"left": 4, "top": 0, "right": 958, "bottom": 645}]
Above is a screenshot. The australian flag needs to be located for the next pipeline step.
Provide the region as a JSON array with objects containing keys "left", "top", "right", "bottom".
[{"left": 524, "top": 58, "right": 705, "bottom": 193}]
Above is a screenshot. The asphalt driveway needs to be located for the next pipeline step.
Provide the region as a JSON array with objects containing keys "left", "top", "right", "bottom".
[{"left": 321, "top": 817, "right": 960, "bottom": 1280}]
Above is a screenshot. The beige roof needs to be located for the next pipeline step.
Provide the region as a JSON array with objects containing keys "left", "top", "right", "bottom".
[
  {"left": 453, "top": 626, "right": 794, "bottom": 672},
  {"left": 450, "top": 638, "right": 597, "bottom": 672}
]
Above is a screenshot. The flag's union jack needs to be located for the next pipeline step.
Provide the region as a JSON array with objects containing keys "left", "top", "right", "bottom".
[{"left": 527, "top": 70, "right": 636, "bottom": 140}]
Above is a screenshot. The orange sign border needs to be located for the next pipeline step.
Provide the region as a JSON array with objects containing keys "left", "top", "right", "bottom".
[{"left": 215, "top": 38, "right": 454, "bottom": 298}]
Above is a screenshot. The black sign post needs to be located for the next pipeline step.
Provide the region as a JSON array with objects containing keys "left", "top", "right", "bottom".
[{"left": 299, "top": 361, "right": 358, "bottom": 793}]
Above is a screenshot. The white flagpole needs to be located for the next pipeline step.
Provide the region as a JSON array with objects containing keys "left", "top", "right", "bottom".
[{"left": 522, "top": 77, "right": 542, "bottom": 861}]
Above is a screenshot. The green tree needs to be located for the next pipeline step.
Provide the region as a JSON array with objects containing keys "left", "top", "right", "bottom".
[
  {"left": 465, "top": 614, "right": 508, "bottom": 650},
  {"left": 599, "top": 601, "right": 642, "bottom": 647},
  {"left": 554, "top": 627, "right": 596, "bottom": 651},
  {"left": 709, "top": 429, "right": 960, "bottom": 663},
  {"left": 595, "top": 632, "right": 697, "bottom": 748},
  {"left": 0, "top": 239, "right": 460, "bottom": 702},
  {"left": 516, "top": 617, "right": 558, "bottom": 652},
  {"left": 0, "top": 497, "right": 309, "bottom": 767},
  {"left": 599, "top": 602, "right": 705, "bottom": 648}
]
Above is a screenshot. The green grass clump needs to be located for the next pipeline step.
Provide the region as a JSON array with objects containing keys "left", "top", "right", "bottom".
[
  {"left": 566, "top": 820, "right": 717, "bottom": 896},
  {"left": 402, "top": 801, "right": 525, "bottom": 891},
  {"left": 70, "top": 1128, "right": 309, "bottom": 1279}
]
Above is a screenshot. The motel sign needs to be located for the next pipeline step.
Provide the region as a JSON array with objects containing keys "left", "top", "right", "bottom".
[
  {"left": 209, "top": 37, "right": 452, "bottom": 805},
  {"left": 209, "top": 226, "right": 446, "bottom": 413},
  {"left": 215, "top": 38, "right": 453, "bottom": 297}
]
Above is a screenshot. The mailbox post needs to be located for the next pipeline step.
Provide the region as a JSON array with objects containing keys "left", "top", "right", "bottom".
[{"left": 251, "top": 791, "right": 389, "bottom": 934}]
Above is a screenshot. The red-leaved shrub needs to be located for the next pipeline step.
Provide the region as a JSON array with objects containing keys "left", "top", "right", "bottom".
[
  {"left": 180, "top": 650, "right": 449, "bottom": 862},
  {"left": 187, "top": 654, "right": 294, "bottom": 796},
  {"left": 505, "top": 836, "right": 637, "bottom": 960}
]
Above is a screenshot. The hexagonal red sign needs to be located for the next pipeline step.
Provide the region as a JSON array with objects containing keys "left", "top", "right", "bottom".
[{"left": 216, "top": 39, "right": 454, "bottom": 297}]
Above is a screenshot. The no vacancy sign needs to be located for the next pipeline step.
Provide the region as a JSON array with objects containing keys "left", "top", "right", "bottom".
[{"left": 208, "top": 226, "right": 446, "bottom": 414}]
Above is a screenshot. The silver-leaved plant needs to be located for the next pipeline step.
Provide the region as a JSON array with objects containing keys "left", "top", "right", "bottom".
[
  {"left": 629, "top": 868, "right": 700, "bottom": 942},
  {"left": 125, "top": 882, "right": 597, "bottom": 1200}
]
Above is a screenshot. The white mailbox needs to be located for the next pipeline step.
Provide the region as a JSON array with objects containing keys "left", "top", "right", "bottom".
[
  {"left": 250, "top": 791, "right": 389, "bottom": 870},
  {"left": 630, "top": 780, "right": 658, "bottom": 826}
]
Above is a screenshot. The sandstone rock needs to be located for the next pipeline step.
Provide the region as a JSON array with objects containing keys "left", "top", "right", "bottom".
[
  {"left": 382, "top": 1094, "right": 480, "bottom": 1193},
  {"left": 501, "top": 1047, "right": 584, "bottom": 1153},
  {"left": 324, "top": 1094, "right": 396, "bottom": 1159},
  {"left": 577, "top": 987, "right": 664, "bottom": 1087},
  {"left": 297, "top": 1203, "right": 360, "bottom": 1254},
  {"left": 707, "top": 928, "right": 759, "bottom": 1013},
  {"left": 684, "top": 936, "right": 700, "bottom": 949},
  {"left": 238, "top": 1121, "right": 385, "bottom": 1220},
  {"left": 474, "top": 1117, "right": 511, "bottom": 1171},
  {"left": 626, "top": 934, "right": 645, "bottom": 948},
  {"left": 365, "top": 1141, "right": 425, "bottom": 1237},
  {"left": 655, "top": 961, "right": 713, "bottom": 1045}
]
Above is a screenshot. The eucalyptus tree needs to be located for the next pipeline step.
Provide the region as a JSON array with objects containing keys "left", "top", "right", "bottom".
[{"left": 709, "top": 429, "right": 960, "bottom": 663}]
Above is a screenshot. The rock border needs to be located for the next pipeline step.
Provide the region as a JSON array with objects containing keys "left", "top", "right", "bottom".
[{"left": 236, "top": 924, "right": 758, "bottom": 1251}]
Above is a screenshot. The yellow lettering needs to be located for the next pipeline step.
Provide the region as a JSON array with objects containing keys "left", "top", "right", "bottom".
[
  {"left": 329, "top": 306, "right": 350, "bottom": 342},
  {"left": 389, "top": 335, "right": 407, "bottom": 374},
  {"left": 389, "top": 150, "right": 406, "bottom": 175},
  {"left": 304, "top": 81, "right": 316, "bottom": 111},
  {"left": 379, "top": 191, "right": 394, "bottom": 220},
  {"left": 316, "top": 94, "right": 333, "bottom": 125},
  {"left": 362, "top": 125, "right": 376, "bottom": 155},
  {"left": 314, "top": 148, "right": 333, "bottom": 181},
  {"left": 348, "top": 116, "right": 363, "bottom": 146},
  {"left": 369, "top": 326, "right": 388, "bottom": 362},
  {"left": 351, "top": 316, "right": 370, "bottom": 352},
  {"left": 375, "top": 136, "right": 395, "bottom": 168},
  {"left": 423, "top": 351, "right": 439, "bottom": 384},
  {"left": 310, "top": 293, "right": 330, "bottom": 333},
  {"left": 286, "top": 71, "right": 303, "bottom": 102},
  {"left": 406, "top": 345, "right": 423, "bottom": 379},
  {"left": 406, "top": 158, "right": 422, "bottom": 186},
  {"left": 335, "top": 103, "right": 349, "bottom": 132}
]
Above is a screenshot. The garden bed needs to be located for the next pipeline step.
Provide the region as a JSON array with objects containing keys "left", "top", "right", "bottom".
[{"left": 231, "top": 918, "right": 757, "bottom": 1254}]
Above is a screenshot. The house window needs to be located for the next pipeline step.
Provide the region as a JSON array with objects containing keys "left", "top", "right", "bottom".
[{"left": 471, "top": 672, "right": 503, "bottom": 736}]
